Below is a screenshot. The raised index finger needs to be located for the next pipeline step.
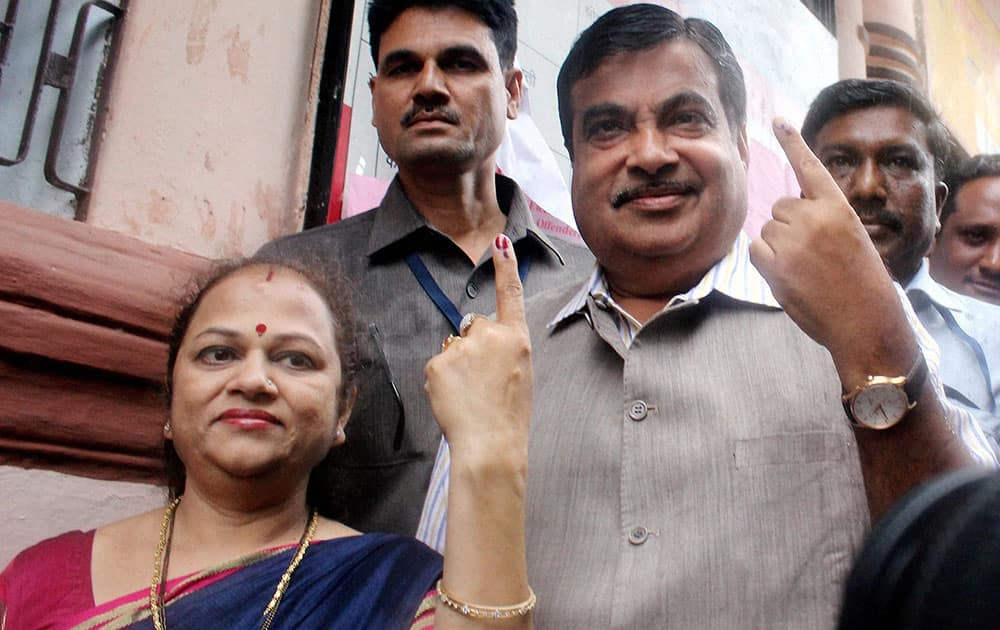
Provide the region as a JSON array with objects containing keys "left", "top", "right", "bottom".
[
  {"left": 773, "top": 117, "right": 844, "bottom": 202},
  {"left": 492, "top": 234, "right": 527, "bottom": 331}
]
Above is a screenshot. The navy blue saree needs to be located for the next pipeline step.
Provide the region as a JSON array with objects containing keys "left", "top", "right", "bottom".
[{"left": 69, "top": 533, "right": 442, "bottom": 629}]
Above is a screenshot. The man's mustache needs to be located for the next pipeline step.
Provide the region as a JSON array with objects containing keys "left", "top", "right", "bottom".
[
  {"left": 401, "top": 104, "right": 460, "bottom": 127},
  {"left": 853, "top": 203, "right": 904, "bottom": 231},
  {"left": 612, "top": 181, "right": 696, "bottom": 209}
]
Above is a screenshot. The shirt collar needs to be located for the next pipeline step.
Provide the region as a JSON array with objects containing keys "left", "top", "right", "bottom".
[
  {"left": 366, "top": 173, "right": 565, "bottom": 264},
  {"left": 548, "top": 231, "right": 780, "bottom": 329},
  {"left": 905, "top": 259, "right": 966, "bottom": 312},
  {"left": 366, "top": 176, "right": 427, "bottom": 256}
]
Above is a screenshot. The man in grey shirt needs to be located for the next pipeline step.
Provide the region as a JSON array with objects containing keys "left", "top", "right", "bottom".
[
  {"left": 802, "top": 79, "right": 1000, "bottom": 446},
  {"left": 517, "top": 5, "right": 993, "bottom": 627},
  {"left": 258, "top": 0, "right": 591, "bottom": 536}
]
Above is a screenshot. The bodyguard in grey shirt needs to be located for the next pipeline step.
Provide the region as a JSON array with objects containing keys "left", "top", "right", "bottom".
[{"left": 257, "top": 0, "right": 590, "bottom": 535}]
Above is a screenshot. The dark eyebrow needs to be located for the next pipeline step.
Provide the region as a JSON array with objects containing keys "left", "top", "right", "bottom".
[
  {"left": 378, "top": 49, "right": 419, "bottom": 71},
  {"left": 579, "top": 91, "right": 720, "bottom": 130},
  {"left": 657, "top": 91, "right": 717, "bottom": 123},
  {"left": 193, "top": 327, "right": 324, "bottom": 351},
  {"left": 882, "top": 145, "right": 930, "bottom": 170},
  {"left": 379, "top": 45, "right": 490, "bottom": 72},
  {"left": 815, "top": 143, "right": 860, "bottom": 156},
  {"left": 193, "top": 327, "right": 241, "bottom": 341},
  {"left": 958, "top": 222, "right": 996, "bottom": 230},
  {"left": 579, "top": 103, "right": 628, "bottom": 130},
  {"left": 438, "top": 45, "right": 490, "bottom": 65},
  {"left": 880, "top": 142, "right": 924, "bottom": 157}
]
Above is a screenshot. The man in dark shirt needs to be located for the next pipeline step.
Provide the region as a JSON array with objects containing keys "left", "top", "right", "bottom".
[{"left": 257, "top": 0, "right": 591, "bottom": 535}]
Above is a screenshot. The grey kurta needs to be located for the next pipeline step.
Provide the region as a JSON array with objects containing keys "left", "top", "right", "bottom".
[
  {"left": 257, "top": 174, "right": 593, "bottom": 535},
  {"left": 524, "top": 285, "right": 870, "bottom": 629}
]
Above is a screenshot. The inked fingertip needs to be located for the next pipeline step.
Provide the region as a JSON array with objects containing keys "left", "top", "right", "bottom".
[
  {"left": 494, "top": 233, "right": 512, "bottom": 259},
  {"left": 773, "top": 117, "right": 794, "bottom": 136}
]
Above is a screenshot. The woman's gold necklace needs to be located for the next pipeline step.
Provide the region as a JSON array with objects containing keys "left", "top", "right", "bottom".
[{"left": 149, "top": 497, "right": 319, "bottom": 630}]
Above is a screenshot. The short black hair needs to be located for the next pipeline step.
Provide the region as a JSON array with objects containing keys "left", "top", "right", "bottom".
[
  {"left": 839, "top": 469, "right": 1000, "bottom": 630},
  {"left": 802, "top": 79, "right": 951, "bottom": 180},
  {"left": 368, "top": 0, "right": 518, "bottom": 70},
  {"left": 163, "top": 254, "right": 364, "bottom": 520},
  {"left": 556, "top": 3, "right": 747, "bottom": 158},
  {"left": 941, "top": 154, "right": 1000, "bottom": 226}
]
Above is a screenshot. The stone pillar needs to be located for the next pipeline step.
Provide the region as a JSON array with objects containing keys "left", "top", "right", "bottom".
[
  {"left": 836, "top": 0, "right": 867, "bottom": 79},
  {"left": 862, "top": 0, "right": 924, "bottom": 85}
]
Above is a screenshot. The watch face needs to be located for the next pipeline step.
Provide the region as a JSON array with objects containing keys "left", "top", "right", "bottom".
[{"left": 852, "top": 384, "right": 908, "bottom": 429}]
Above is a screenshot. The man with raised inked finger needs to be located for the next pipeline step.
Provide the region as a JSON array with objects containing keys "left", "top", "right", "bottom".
[
  {"left": 423, "top": 231, "right": 536, "bottom": 627},
  {"left": 498, "top": 5, "right": 993, "bottom": 628},
  {"left": 802, "top": 80, "right": 999, "bottom": 446},
  {"left": 257, "top": 0, "right": 591, "bottom": 538}
]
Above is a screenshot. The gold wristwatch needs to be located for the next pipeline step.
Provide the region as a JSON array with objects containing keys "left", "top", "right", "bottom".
[{"left": 841, "top": 353, "right": 928, "bottom": 430}]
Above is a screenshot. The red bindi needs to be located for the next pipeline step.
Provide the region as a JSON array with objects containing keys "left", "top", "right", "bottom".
[
  {"left": 255, "top": 323, "right": 267, "bottom": 336},
  {"left": 265, "top": 267, "right": 274, "bottom": 282}
]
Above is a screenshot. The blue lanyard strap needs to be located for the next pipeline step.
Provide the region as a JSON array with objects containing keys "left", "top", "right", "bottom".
[
  {"left": 935, "top": 304, "right": 995, "bottom": 414},
  {"left": 404, "top": 246, "right": 532, "bottom": 333},
  {"left": 910, "top": 289, "right": 996, "bottom": 413}
]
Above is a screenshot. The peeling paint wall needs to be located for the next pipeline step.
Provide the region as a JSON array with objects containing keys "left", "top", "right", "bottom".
[
  {"left": 2, "top": 0, "right": 328, "bottom": 571},
  {"left": 85, "top": 0, "right": 327, "bottom": 257}
]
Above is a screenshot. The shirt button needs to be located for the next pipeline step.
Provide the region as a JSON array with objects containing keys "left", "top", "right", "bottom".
[
  {"left": 466, "top": 281, "right": 479, "bottom": 299},
  {"left": 628, "top": 526, "right": 649, "bottom": 545},
  {"left": 627, "top": 400, "right": 648, "bottom": 421}
]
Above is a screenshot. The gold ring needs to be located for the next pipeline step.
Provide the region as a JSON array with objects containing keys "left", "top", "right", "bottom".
[{"left": 441, "top": 334, "right": 459, "bottom": 352}]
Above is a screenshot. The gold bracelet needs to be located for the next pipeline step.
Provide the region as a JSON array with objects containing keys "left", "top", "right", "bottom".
[{"left": 436, "top": 579, "right": 536, "bottom": 620}]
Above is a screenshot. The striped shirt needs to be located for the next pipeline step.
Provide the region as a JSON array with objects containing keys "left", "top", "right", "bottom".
[{"left": 415, "top": 232, "right": 996, "bottom": 552}]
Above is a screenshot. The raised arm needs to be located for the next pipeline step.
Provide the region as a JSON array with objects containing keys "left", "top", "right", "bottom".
[
  {"left": 423, "top": 234, "right": 533, "bottom": 628},
  {"left": 750, "top": 119, "right": 990, "bottom": 520}
]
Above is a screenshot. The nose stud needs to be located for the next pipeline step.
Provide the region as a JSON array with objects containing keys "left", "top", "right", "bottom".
[{"left": 264, "top": 378, "right": 278, "bottom": 393}]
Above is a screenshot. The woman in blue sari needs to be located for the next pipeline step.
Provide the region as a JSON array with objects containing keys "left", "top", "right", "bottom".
[{"left": 0, "top": 236, "right": 533, "bottom": 629}]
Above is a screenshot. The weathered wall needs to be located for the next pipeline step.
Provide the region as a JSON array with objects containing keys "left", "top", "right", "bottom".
[
  {"left": 0, "top": 199, "right": 209, "bottom": 566},
  {"left": 0, "top": 468, "right": 164, "bottom": 568},
  {"left": 85, "top": 0, "right": 328, "bottom": 257},
  {"left": 923, "top": 0, "right": 1000, "bottom": 153},
  {"left": 2, "top": 0, "right": 326, "bottom": 568}
]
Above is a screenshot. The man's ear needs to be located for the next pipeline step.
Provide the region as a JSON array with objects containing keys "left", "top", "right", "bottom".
[
  {"left": 369, "top": 74, "right": 378, "bottom": 128},
  {"left": 928, "top": 182, "right": 948, "bottom": 253},
  {"left": 504, "top": 68, "right": 523, "bottom": 120},
  {"left": 935, "top": 181, "right": 949, "bottom": 228}
]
